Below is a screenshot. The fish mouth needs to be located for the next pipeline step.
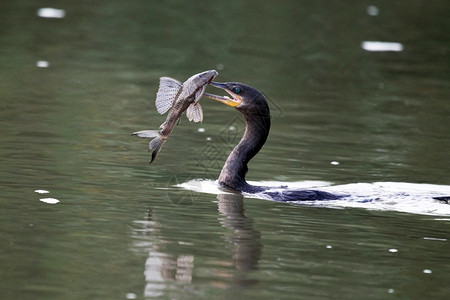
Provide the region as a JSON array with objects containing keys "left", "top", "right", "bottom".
[
  {"left": 206, "top": 71, "right": 218, "bottom": 84},
  {"left": 204, "top": 81, "right": 242, "bottom": 107},
  {"left": 199, "top": 70, "right": 218, "bottom": 85}
]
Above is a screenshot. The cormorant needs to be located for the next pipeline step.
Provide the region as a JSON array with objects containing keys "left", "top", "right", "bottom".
[{"left": 205, "top": 82, "right": 342, "bottom": 201}]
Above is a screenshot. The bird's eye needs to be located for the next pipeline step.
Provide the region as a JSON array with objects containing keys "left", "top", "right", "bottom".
[{"left": 233, "top": 87, "right": 241, "bottom": 94}]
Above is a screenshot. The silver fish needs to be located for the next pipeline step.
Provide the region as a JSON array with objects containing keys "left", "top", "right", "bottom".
[{"left": 132, "top": 70, "right": 218, "bottom": 163}]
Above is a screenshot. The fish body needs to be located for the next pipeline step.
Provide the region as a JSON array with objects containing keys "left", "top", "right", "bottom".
[{"left": 133, "top": 70, "right": 218, "bottom": 163}]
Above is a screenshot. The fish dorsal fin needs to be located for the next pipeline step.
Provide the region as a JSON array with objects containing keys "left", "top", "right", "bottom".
[
  {"left": 155, "top": 77, "right": 182, "bottom": 114},
  {"left": 186, "top": 103, "right": 203, "bottom": 123}
]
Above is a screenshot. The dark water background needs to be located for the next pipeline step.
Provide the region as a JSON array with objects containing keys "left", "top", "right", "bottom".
[{"left": 1, "top": 1, "right": 449, "bottom": 299}]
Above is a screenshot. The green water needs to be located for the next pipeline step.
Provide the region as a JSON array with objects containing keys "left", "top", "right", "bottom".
[{"left": 1, "top": 1, "right": 449, "bottom": 299}]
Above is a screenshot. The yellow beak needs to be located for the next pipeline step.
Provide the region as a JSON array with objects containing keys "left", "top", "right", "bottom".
[{"left": 204, "top": 82, "right": 242, "bottom": 107}]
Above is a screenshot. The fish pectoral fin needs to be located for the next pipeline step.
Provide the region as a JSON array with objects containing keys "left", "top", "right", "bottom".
[
  {"left": 194, "top": 86, "right": 206, "bottom": 103},
  {"left": 131, "top": 130, "right": 159, "bottom": 138},
  {"left": 155, "top": 77, "right": 182, "bottom": 114},
  {"left": 186, "top": 103, "right": 203, "bottom": 123},
  {"left": 159, "top": 121, "right": 167, "bottom": 129}
]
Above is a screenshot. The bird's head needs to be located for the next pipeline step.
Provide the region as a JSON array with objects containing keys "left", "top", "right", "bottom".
[{"left": 205, "top": 81, "right": 270, "bottom": 117}]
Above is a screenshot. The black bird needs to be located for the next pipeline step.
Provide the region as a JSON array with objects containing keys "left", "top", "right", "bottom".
[{"left": 205, "top": 82, "right": 342, "bottom": 201}]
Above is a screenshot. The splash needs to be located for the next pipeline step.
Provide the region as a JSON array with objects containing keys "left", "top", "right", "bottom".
[{"left": 178, "top": 180, "right": 450, "bottom": 216}]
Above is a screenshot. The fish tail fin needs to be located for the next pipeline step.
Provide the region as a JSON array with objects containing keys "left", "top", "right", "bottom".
[
  {"left": 148, "top": 136, "right": 165, "bottom": 164},
  {"left": 131, "top": 130, "right": 165, "bottom": 163},
  {"left": 131, "top": 130, "right": 159, "bottom": 138}
]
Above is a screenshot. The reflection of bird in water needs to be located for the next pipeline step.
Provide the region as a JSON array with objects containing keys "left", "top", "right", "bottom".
[
  {"left": 217, "top": 193, "right": 262, "bottom": 272},
  {"left": 205, "top": 82, "right": 342, "bottom": 201}
]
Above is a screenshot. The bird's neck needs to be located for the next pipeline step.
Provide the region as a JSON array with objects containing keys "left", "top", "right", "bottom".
[{"left": 218, "top": 112, "right": 271, "bottom": 192}]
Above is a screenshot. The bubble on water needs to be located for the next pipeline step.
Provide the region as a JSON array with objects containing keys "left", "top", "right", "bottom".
[
  {"left": 362, "top": 41, "right": 403, "bottom": 52},
  {"left": 37, "top": 8, "right": 66, "bottom": 18},
  {"left": 36, "top": 61, "right": 49, "bottom": 68},
  {"left": 423, "top": 237, "right": 447, "bottom": 241},
  {"left": 40, "top": 198, "right": 60, "bottom": 204},
  {"left": 35, "top": 189, "right": 50, "bottom": 194},
  {"left": 367, "top": 5, "right": 379, "bottom": 16}
]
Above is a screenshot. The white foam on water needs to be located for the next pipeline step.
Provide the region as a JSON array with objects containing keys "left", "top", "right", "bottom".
[{"left": 178, "top": 180, "right": 450, "bottom": 216}]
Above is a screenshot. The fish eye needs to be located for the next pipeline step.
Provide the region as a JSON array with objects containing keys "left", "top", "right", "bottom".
[{"left": 232, "top": 87, "right": 241, "bottom": 94}]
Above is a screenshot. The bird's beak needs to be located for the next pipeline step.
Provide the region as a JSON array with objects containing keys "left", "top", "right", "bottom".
[{"left": 204, "top": 82, "right": 242, "bottom": 107}]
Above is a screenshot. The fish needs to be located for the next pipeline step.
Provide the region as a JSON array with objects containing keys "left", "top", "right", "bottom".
[{"left": 132, "top": 69, "right": 218, "bottom": 163}]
